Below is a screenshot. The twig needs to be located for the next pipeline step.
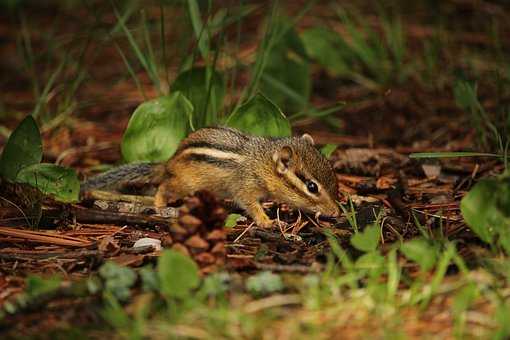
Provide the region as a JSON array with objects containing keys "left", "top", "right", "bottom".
[
  {"left": 234, "top": 222, "right": 254, "bottom": 243},
  {"left": 71, "top": 205, "right": 174, "bottom": 226},
  {"left": 0, "top": 227, "right": 92, "bottom": 247}
]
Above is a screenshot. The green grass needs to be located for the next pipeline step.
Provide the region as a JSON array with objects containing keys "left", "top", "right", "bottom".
[{"left": 6, "top": 217, "right": 509, "bottom": 339}]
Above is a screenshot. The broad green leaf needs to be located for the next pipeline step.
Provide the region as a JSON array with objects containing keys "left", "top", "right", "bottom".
[
  {"left": 245, "top": 271, "right": 284, "bottom": 296},
  {"left": 121, "top": 93, "right": 193, "bottom": 162},
  {"left": 461, "top": 176, "right": 510, "bottom": 248},
  {"left": 0, "top": 115, "right": 42, "bottom": 181},
  {"left": 320, "top": 144, "right": 337, "bottom": 158},
  {"left": 460, "top": 179, "right": 500, "bottom": 243},
  {"left": 16, "top": 163, "right": 80, "bottom": 203},
  {"left": 99, "top": 262, "right": 137, "bottom": 302},
  {"left": 225, "top": 213, "right": 242, "bottom": 228},
  {"left": 301, "top": 27, "right": 351, "bottom": 76},
  {"left": 158, "top": 250, "right": 200, "bottom": 299},
  {"left": 172, "top": 67, "right": 225, "bottom": 128},
  {"left": 226, "top": 93, "right": 291, "bottom": 137},
  {"left": 350, "top": 224, "right": 380, "bottom": 252},
  {"left": 400, "top": 238, "right": 438, "bottom": 271}
]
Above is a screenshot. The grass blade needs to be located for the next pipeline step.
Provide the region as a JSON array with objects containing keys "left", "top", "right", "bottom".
[{"left": 409, "top": 152, "right": 501, "bottom": 159}]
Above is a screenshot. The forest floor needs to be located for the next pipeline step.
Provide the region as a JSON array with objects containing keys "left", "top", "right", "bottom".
[{"left": 0, "top": 1, "right": 509, "bottom": 339}]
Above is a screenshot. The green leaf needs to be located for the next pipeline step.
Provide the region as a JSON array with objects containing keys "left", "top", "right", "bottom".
[
  {"left": 400, "top": 238, "right": 438, "bottom": 271},
  {"left": 225, "top": 213, "right": 242, "bottom": 228},
  {"left": 354, "top": 251, "right": 385, "bottom": 272},
  {"left": 121, "top": 93, "right": 193, "bottom": 162},
  {"left": 0, "top": 115, "right": 42, "bottom": 181},
  {"left": 172, "top": 67, "right": 225, "bottom": 128},
  {"left": 460, "top": 179, "right": 500, "bottom": 243},
  {"left": 16, "top": 163, "right": 80, "bottom": 203},
  {"left": 350, "top": 224, "right": 380, "bottom": 252},
  {"left": 226, "top": 93, "right": 291, "bottom": 137},
  {"left": 320, "top": 144, "right": 337, "bottom": 158},
  {"left": 301, "top": 27, "right": 351, "bottom": 76},
  {"left": 158, "top": 250, "right": 200, "bottom": 299},
  {"left": 245, "top": 271, "right": 284, "bottom": 296},
  {"left": 99, "top": 262, "right": 137, "bottom": 302}
]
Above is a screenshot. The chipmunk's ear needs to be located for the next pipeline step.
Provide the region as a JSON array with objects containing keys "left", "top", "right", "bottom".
[
  {"left": 273, "top": 145, "right": 294, "bottom": 174},
  {"left": 301, "top": 133, "right": 314, "bottom": 145}
]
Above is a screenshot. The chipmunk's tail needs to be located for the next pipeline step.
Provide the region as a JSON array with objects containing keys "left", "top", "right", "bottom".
[{"left": 80, "top": 163, "right": 166, "bottom": 194}]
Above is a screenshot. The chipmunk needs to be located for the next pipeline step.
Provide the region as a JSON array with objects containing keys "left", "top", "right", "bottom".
[{"left": 81, "top": 127, "right": 340, "bottom": 227}]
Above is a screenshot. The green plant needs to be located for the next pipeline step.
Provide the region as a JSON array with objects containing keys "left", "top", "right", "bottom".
[
  {"left": 225, "top": 93, "right": 291, "bottom": 137},
  {"left": 460, "top": 172, "right": 510, "bottom": 254},
  {"left": 99, "top": 262, "right": 137, "bottom": 302},
  {"left": 301, "top": 4, "right": 409, "bottom": 90},
  {"left": 172, "top": 67, "right": 225, "bottom": 128},
  {"left": 257, "top": 15, "right": 311, "bottom": 114},
  {"left": 0, "top": 115, "right": 80, "bottom": 203},
  {"left": 454, "top": 80, "right": 503, "bottom": 151},
  {"left": 17, "top": 12, "right": 89, "bottom": 129},
  {"left": 158, "top": 249, "right": 200, "bottom": 300},
  {"left": 245, "top": 271, "right": 284, "bottom": 297},
  {"left": 121, "top": 92, "right": 194, "bottom": 163}
]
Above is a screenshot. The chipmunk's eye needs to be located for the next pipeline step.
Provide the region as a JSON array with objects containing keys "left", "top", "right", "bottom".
[{"left": 306, "top": 180, "right": 318, "bottom": 194}]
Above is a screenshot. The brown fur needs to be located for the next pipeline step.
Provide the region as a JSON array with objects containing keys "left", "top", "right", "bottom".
[{"left": 155, "top": 127, "right": 339, "bottom": 227}]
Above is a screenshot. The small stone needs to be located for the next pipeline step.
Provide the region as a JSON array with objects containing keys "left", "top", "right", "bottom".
[
  {"left": 422, "top": 164, "right": 441, "bottom": 179},
  {"left": 133, "top": 238, "right": 161, "bottom": 251}
]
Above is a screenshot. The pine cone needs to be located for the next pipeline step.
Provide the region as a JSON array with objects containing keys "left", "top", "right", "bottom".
[{"left": 168, "top": 191, "right": 228, "bottom": 273}]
